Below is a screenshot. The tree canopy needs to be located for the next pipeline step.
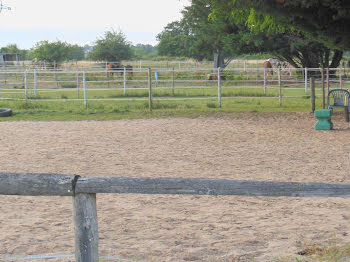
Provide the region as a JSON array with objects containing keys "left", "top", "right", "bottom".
[
  {"left": 215, "top": 0, "right": 350, "bottom": 51},
  {"left": 31, "top": 41, "right": 84, "bottom": 63},
  {"left": 157, "top": 0, "right": 344, "bottom": 69},
  {"left": 88, "top": 30, "right": 133, "bottom": 62}
]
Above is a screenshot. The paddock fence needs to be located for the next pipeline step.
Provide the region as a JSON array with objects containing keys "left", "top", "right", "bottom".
[
  {"left": 0, "top": 67, "right": 349, "bottom": 109},
  {"left": 1, "top": 172, "right": 350, "bottom": 261}
]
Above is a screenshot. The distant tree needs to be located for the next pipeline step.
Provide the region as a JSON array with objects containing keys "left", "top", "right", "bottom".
[
  {"left": 0, "top": 44, "right": 28, "bottom": 60},
  {"left": 157, "top": 0, "right": 245, "bottom": 68},
  {"left": 66, "top": 44, "right": 85, "bottom": 61},
  {"left": 157, "top": 21, "right": 202, "bottom": 59},
  {"left": 132, "top": 44, "right": 157, "bottom": 59},
  {"left": 88, "top": 30, "right": 133, "bottom": 61},
  {"left": 32, "top": 40, "right": 72, "bottom": 63}
]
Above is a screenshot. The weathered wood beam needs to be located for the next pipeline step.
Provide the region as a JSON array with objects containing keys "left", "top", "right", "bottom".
[
  {"left": 75, "top": 177, "right": 350, "bottom": 198},
  {"left": 74, "top": 193, "right": 98, "bottom": 262},
  {"left": 0, "top": 172, "right": 77, "bottom": 196}
]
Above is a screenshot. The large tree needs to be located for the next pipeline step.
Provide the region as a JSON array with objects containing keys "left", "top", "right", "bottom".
[
  {"left": 217, "top": 0, "right": 350, "bottom": 51},
  {"left": 88, "top": 30, "right": 132, "bottom": 62},
  {"left": 157, "top": 0, "right": 246, "bottom": 68}
]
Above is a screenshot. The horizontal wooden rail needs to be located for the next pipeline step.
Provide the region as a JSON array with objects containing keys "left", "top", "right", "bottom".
[
  {"left": 0, "top": 172, "right": 77, "bottom": 196},
  {"left": 1, "top": 173, "right": 350, "bottom": 198},
  {"left": 75, "top": 177, "right": 350, "bottom": 198},
  {"left": 2, "top": 172, "right": 350, "bottom": 262}
]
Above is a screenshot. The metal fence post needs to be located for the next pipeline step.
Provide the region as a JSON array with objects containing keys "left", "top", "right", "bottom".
[
  {"left": 304, "top": 67, "right": 308, "bottom": 94},
  {"left": 326, "top": 68, "right": 330, "bottom": 94},
  {"left": 24, "top": 70, "right": 28, "bottom": 101},
  {"left": 124, "top": 66, "right": 127, "bottom": 96},
  {"left": 83, "top": 72, "right": 87, "bottom": 108},
  {"left": 148, "top": 68, "right": 153, "bottom": 111},
  {"left": 278, "top": 68, "right": 282, "bottom": 106},
  {"left": 77, "top": 70, "right": 80, "bottom": 98},
  {"left": 34, "top": 69, "right": 37, "bottom": 98},
  {"left": 218, "top": 67, "right": 222, "bottom": 108}
]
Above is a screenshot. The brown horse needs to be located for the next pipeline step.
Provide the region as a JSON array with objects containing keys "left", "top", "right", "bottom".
[
  {"left": 107, "top": 63, "right": 123, "bottom": 76},
  {"left": 125, "top": 65, "right": 133, "bottom": 77},
  {"left": 263, "top": 60, "right": 273, "bottom": 76},
  {"left": 107, "top": 63, "right": 133, "bottom": 77}
]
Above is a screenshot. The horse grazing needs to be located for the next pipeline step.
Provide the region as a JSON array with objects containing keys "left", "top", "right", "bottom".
[
  {"left": 206, "top": 73, "right": 226, "bottom": 81},
  {"left": 263, "top": 60, "right": 273, "bottom": 76},
  {"left": 107, "top": 63, "right": 123, "bottom": 76},
  {"left": 125, "top": 65, "right": 133, "bottom": 77},
  {"left": 107, "top": 63, "right": 133, "bottom": 77}
]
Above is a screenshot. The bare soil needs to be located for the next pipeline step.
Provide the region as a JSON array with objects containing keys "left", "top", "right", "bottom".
[{"left": 0, "top": 112, "right": 350, "bottom": 261}]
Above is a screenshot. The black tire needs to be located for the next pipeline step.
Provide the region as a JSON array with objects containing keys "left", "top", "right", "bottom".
[{"left": 0, "top": 108, "right": 12, "bottom": 117}]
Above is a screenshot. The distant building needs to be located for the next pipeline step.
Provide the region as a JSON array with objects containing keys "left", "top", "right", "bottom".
[{"left": 0, "top": 53, "right": 20, "bottom": 65}]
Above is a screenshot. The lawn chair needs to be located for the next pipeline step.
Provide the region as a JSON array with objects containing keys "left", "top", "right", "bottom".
[{"left": 327, "top": 89, "right": 350, "bottom": 122}]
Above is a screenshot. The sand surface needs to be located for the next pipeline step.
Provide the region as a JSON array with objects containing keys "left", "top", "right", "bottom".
[{"left": 0, "top": 113, "right": 350, "bottom": 261}]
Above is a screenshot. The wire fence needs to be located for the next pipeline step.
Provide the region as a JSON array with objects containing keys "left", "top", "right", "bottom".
[{"left": 0, "top": 67, "right": 349, "bottom": 108}]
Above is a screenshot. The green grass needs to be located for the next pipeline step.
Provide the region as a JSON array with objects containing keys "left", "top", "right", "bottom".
[
  {"left": 0, "top": 81, "right": 339, "bottom": 121},
  {"left": 272, "top": 243, "right": 350, "bottom": 262}
]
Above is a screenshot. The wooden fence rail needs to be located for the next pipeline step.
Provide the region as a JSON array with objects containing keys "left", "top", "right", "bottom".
[{"left": 1, "top": 172, "right": 350, "bottom": 261}]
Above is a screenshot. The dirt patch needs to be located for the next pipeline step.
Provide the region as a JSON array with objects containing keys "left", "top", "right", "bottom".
[{"left": 0, "top": 113, "right": 349, "bottom": 261}]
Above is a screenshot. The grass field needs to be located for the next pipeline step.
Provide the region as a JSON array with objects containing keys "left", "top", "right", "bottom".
[{"left": 0, "top": 66, "right": 348, "bottom": 121}]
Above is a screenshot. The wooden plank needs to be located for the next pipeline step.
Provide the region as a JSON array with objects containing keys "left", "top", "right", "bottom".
[
  {"left": 0, "top": 172, "right": 77, "bottom": 196},
  {"left": 74, "top": 193, "right": 98, "bottom": 262},
  {"left": 75, "top": 177, "right": 350, "bottom": 198}
]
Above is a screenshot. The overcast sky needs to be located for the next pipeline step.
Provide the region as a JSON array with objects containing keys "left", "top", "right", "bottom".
[{"left": 0, "top": 0, "right": 190, "bottom": 49}]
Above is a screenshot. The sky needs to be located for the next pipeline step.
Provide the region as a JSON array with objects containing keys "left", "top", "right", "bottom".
[{"left": 0, "top": 0, "right": 190, "bottom": 49}]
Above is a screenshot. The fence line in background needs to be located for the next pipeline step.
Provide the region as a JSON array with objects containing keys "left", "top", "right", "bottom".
[
  {"left": 1, "top": 172, "right": 350, "bottom": 262},
  {"left": 0, "top": 67, "right": 348, "bottom": 111}
]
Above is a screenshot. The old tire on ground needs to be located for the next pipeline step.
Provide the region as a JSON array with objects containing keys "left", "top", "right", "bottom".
[{"left": 0, "top": 108, "right": 12, "bottom": 117}]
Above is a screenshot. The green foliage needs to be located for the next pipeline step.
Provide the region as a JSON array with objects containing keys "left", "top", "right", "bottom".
[
  {"left": 132, "top": 44, "right": 157, "bottom": 60},
  {"left": 88, "top": 29, "right": 132, "bottom": 61},
  {"left": 157, "top": 0, "right": 238, "bottom": 62},
  {"left": 211, "top": 0, "right": 344, "bottom": 68},
  {"left": 0, "top": 44, "right": 29, "bottom": 60},
  {"left": 31, "top": 40, "right": 84, "bottom": 63},
  {"left": 224, "top": 0, "right": 350, "bottom": 51}
]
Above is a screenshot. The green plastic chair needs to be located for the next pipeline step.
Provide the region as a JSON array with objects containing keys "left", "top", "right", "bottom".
[{"left": 327, "top": 89, "right": 350, "bottom": 122}]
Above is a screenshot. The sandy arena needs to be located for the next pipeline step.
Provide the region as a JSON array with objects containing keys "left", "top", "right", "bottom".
[{"left": 0, "top": 112, "right": 350, "bottom": 261}]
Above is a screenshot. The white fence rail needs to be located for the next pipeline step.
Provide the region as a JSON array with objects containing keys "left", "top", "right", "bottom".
[{"left": 0, "top": 67, "right": 348, "bottom": 109}]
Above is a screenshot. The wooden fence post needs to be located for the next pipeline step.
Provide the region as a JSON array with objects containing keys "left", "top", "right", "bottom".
[
  {"left": 321, "top": 68, "right": 325, "bottom": 109},
  {"left": 310, "top": 77, "right": 315, "bottom": 112},
  {"left": 148, "top": 68, "right": 153, "bottom": 111},
  {"left": 172, "top": 68, "right": 175, "bottom": 96},
  {"left": 73, "top": 193, "right": 98, "bottom": 262},
  {"left": 218, "top": 67, "right": 222, "bottom": 108},
  {"left": 264, "top": 68, "right": 267, "bottom": 95},
  {"left": 326, "top": 68, "right": 330, "bottom": 94}
]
